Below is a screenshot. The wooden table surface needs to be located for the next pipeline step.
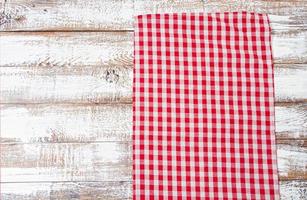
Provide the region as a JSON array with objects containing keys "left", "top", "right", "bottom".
[{"left": 0, "top": 0, "right": 307, "bottom": 199}]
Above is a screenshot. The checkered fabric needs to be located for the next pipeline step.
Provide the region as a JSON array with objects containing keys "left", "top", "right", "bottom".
[{"left": 133, "top": 12, "right": 279, "bottom": 199}]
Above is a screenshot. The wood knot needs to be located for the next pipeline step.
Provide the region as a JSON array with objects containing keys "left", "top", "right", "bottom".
[
  {"left": 0, "top": 10, "right": 12, "bottom": 26},
  {"left": 105, "top": 69, "right": 119, "bottom": 83},
  {"left": 0, "top": 5, "right": 26, "bottom": 26}
]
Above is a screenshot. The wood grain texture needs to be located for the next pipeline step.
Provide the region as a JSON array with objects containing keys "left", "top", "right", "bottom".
[
  {"left": 279, "top": 181, "right": 307, "bottom": 200},
  {"left": 1, "top": 103, "right": 307, "bottom": 144},
  {"left": 0, "top": 142, "right": 132, "bottom": 182},
  {"left": 273, "top": 31, "right": 307, "bottom": 64},
  {"left": 1, "top": 180, "right": 306, "bottom": 200},
  {"left": 274, "top": 64, "right": 307, "bottom": 102},
  {"left": 0, "top": 65, "right": 133, "bottom": 104},
  {"left": 1, "top": 0, "right": 307, "bottom": 198},
  {"left": 277, "top": 140, "right": 307, "bottom": 180},
  {"left": 0, "top": 0, "right": 134, "bottom": 31},
  {"left": 0, "top": 32, "right": 133, "bottom": 68},
  {"left": 0, "top": 140, "right": 306, "bottom": 183},
  {"left": 276, "top": 103, "right": 307, "bottom": 139},
  {"left": 1, "top": 0, "right": 307, "bottom": 31},
  {"left": 0, "top": 104, "right": 132, "bottom": 143},
  {"left": 1, "top": 31, "right": 306, "bottom": 68},
  {"left": 1, "top": 181, "right": 132, "bottom": 200},
  {"left": 135, "top": 0, "right": 307, "bottom": 33},
  {"left": 0, "top": 64, "right": 306, "bottom": 104}
]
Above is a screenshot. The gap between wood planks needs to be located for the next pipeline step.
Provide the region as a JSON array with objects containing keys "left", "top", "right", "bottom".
[
  {"left": 0, "top": 138, "right": 306, "bottom": 144},
  {"left": 0, "top": 180, "right": 305, "bottom": 183},
  {"left": 0, "top": 101, "right": 306, "bottom": 105},
  {"left": 0, "top": 29, "right": 305, "bottom": 33}
]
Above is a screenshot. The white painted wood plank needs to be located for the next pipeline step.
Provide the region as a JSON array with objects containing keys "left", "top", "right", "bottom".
[
  {"left": 0, "top": 182, "right": 132, "bottom": 200},
  {"left": 1, "top": 103, "right": 307, "bottom": 143},
  {"left": 274, "top": 65, "right": 307, "bottom": 102},
  {"left": 0, "top": 140, "right": 306, "bottom": 182},
  {"left": 280, "top": 181, "right": 307, "bottom": 200},
  {"left": 275, "top": 103, "right": 307, "bottom": 139},
  {"left": 0, "top": 64, "right": 306, "bottom": 104},
  {"left": 0, "top": 0, "right": 134, "bottom": 31},
  {"left": 1, "top": 180, "right": 306, "bottom": 200},
  {"left": 0, "top": 142, "right": 132, "bottom": 182},
  {"left": 1, "top": 0, "right": 307, "bottom": 31},
  {"left": 0, "top": 32, "right": 133, "bottom": 68},
  {"left": 277, "top": 140, "right": 307, "bottom": 180},
  {"left": 0, "top": 104, "right": 132, "bottom": 143}
]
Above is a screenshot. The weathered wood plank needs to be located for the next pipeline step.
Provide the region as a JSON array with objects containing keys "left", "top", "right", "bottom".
[
  {"left": 0, "top": 0, "right": 134, "bottom": 31},
  {"left": 273, "top": 31, "right": 307, "bottom": 64},
  {"left": 1, "top": 103, "right": 306, "bottom": 143},
  {"left": 0, "top": 0, "right": 307, "bottom": 31},
  {"left": 1, "top": 31, "right": 306, "bottom": 69},
  {"left": 0, "top": 140, "right": 306, "bottom": 182},
  {"left": 276, "top": 103, "right": 307, "bottom": 139},
  {"left": 279, "top": 180, "right": 307, "bottom": 200},
  {"left": 277, "top": 140, "right": 307, "bottom": 180},
  {"left": 0, "top": 32, "right": 134, "bottom": 104},
  {"left": 0, "top": 104, "right": 132, "bottom": 143},
  {"left": 0, "top": 65, "right": 133, "bottom": 104},
  {"left": 1, "top": 180, "right": 306, "bottom": 200},
  {"left": 0, "top": 142, "right": 132, "bottom": 182},
  {"left": 0, "top": 63, "right": 306, "bottom": 104},
  {"left": 0, "top": 32, "right": 133, "bottom": 68},
  {"left": 0, "top": 181, "right": 132, "bottom": 200},
  {"left": 274, "top": 64, "right": 307, "bottom": 102},
  {"left": 135, "top": 0, "right": 307, "bottom": 33}
]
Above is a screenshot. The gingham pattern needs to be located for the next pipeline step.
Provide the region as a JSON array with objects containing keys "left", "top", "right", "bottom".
[{"left": 133, "top": 12, "right": 279, "bottom": 199}]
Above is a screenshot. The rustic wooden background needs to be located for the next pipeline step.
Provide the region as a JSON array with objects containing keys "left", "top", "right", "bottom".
[{"left": 0, "top": 0, "right": 307, "bottom": 199}]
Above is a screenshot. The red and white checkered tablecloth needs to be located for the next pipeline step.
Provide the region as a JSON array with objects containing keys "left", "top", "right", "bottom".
[{"left": 133, "top": 12, "right": 279, "bottom": 199}]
